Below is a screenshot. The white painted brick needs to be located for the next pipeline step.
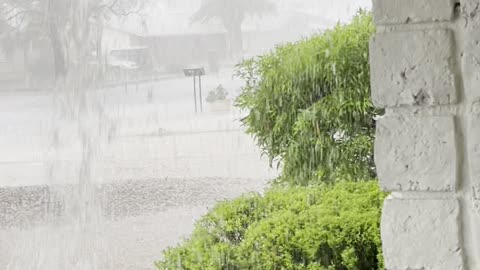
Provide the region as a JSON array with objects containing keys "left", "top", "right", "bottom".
[
  {"left": 375, "top": 116, "right": 457, "bottom": 191},
  {"left": 461, "top": 6, "right": 480, "bottom": 101},
  {"left": 382, "top": 197, "right": 463, "bottom": 270},
  {"left": 461, "top": 0, "right": 480, "bottom": 27},
  {"left": 372, "top": 0, "right": 456, "bottom": 24},
  {"left": 370, "top": 29, "right": 457, "bottom": 108},
  {"left": 468, "top": 113, "right": 480, "bottom": 184},
  {"left": 462, "top": 3, "right": 480, "bottom": 186},
  {"left": 460, "top": 48, "right": 480, "bottom": 101}
]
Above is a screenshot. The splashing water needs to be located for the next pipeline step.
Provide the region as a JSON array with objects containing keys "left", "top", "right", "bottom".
[
  {"left": 6, "top": 79, "right": 111, "bottom": 269},
  {"left": 7, "top": 1, "right": 117, "bottom": 268}
]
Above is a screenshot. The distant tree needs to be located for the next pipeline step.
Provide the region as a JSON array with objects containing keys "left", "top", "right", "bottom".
[
  {"left": 0, "top": 0, "right": 147, "bottom": 82},
  {"left": 192, "top": 0, "right": 274, "bottom": 58}
]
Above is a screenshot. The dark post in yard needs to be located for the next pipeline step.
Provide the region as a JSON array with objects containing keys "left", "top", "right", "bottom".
[
  {"left": 199, "top": 75, "right": 203, "bottom": 112},
  {"left": 183, "top": 67, "right": 206, "bottom": 113},
  {"left": 193, "top": 75, "right": 197, "bottom": 113}
]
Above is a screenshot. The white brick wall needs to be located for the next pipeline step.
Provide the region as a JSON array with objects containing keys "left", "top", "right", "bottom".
[
  {"left": 372, "top": 0, "right": 456, "bottom": 24},
  {"left": 381, "top": 196, "right": 463, "bottom": 270},
  {"left": 375, "top": 116, "right": 457, "bottom": 192},
  {"left": 370, "top": 0, "right": 480, "bottom": 269},
  {"left": 370, "top": 29, "right": 457, "bottom": 108}
]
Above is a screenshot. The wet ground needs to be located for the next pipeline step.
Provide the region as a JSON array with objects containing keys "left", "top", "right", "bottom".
[
  {"left": 0, "top": 72, "right": 278, "bottom": 269},
  {"left": 0, "top": 177, "right": 268, "bottom": 269}
]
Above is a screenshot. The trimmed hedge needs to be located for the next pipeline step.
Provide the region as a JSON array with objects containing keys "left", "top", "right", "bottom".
[{"left": 156, "top": 181, "right": 385, "bottom": 270}]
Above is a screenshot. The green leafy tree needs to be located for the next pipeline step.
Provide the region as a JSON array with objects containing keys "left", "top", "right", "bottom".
[
  {"left": 192, "top": 0, "right": 275, "bottom": 57},
  {"left": 235, "top": 12, "right": 377, "bottom": 185}
]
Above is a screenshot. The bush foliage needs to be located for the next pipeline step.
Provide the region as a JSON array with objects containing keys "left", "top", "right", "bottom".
[
  {"left": 156, "top": 181, "right": 385, "bottom": 270},
  {"left": 235, "top": 12, "right": 377, "bottom": 185}
]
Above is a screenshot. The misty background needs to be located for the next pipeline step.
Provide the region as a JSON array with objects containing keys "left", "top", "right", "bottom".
[
  {"left": 0, "top": 1, "right": 371, "bottom": 269},
  {"left": 0, "top": 0, "right": 370, "bottom": 89}
]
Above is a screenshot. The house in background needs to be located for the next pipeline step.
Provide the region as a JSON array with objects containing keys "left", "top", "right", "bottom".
[
  {"left": 99, "top": 26, "right": 150, "bottom": 82},
  {"left": 0, "top": 0, "right": 370, "bottom": 89},
  {"left": 106, "top": 0, "right": 228, "bottom": 75},
  {"left": 104, "top": 0, "right": 342, "bottom": 76}
]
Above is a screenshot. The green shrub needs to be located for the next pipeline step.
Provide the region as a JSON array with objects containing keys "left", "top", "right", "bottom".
[
  {"left": 235, "top": 12, "right": 377, "bottom": 185},
  {"left": 156, "top": 181, "right": 385, "bottom": 270},
  {"left": 206, "top": 84, "right": 229, "bottom": 103}
]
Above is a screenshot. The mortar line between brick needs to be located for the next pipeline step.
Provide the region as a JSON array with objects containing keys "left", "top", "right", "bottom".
[{"left": 451, "top": 15, "right": 476, "bottom": 270}]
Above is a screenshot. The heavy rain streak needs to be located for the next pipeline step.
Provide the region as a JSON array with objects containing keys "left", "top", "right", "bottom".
[{"left": 0, "top": 0, "right": 373, "bottom": 269}]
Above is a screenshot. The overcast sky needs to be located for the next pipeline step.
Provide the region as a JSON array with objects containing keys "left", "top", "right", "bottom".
[
  {"left": 324, "top": 0, "right": 372, "bottom": 22},
  {"left": 112, "top": 0, "right": 373, "bottom": 37}
]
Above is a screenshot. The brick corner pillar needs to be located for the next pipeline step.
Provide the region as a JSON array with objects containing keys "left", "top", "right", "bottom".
[{"left": 370, "top": 0, "right": 480, "bottom": 269}]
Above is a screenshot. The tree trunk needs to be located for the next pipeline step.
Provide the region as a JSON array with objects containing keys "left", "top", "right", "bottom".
[
  {"left": 95, "top": 19, "right": 105, "bottom": 82},
  {"left": 225, "top": 20, "right": 243, "bottom": 61},
  {"left": 22, "top": 42, "right": 31, "bottom": 88},
  {"left": 49, "top": 22, "right": 68, "bottom": 81},
  {"left": 231, "top": 22, "right": 243, "bottom": 58}
]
